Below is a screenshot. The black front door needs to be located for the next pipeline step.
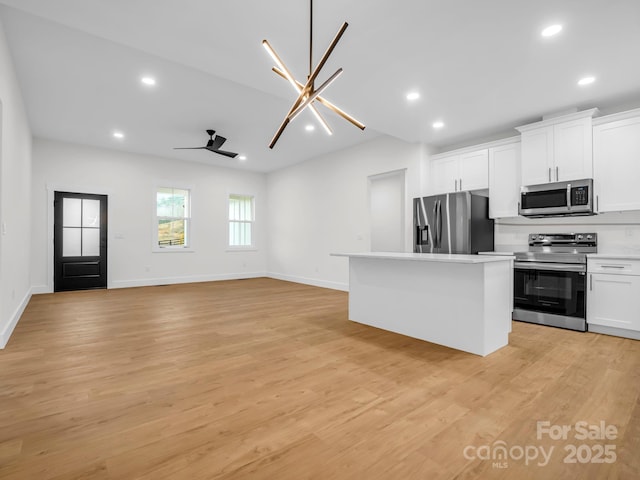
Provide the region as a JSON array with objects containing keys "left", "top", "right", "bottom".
[{"left": 54, "top": 191, "right": 108, "bottom": 292}]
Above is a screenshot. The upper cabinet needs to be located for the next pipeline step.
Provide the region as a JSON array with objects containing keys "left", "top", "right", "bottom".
[
  {"left": 516, "top": 108, "right": 598, "bottom": 186},
  {"left": 488, "top": 140, "right": 521, "bottom": 219},
  {"left": 429, "top": 149, "right": 488, "bottom": 195},
  {"left": 593, "top": 110, "right": 640, "bottom": 212}
]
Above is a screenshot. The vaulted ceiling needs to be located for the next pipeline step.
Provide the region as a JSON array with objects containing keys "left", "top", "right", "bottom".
[{"left": 1, "top": 0, "right": 639, "bottom": 172}]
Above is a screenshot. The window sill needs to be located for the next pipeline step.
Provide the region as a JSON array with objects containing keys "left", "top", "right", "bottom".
[
  {"left": 153, "top": 247, "right": 195, "bottom": 253},
  {"left": 226, "top": 247, "right": 258, "bottom": 252}
]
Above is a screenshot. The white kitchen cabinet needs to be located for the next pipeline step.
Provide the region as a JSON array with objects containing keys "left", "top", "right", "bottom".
[
  {"left": 459, "top": 149, "right": 489, "bottom": 191},
  {"left": 430, "top": 149, "right": 488, "bottom": 194},
  {"left": 431, "top": 155, "right": 460, "bottom": 194},
  {"left": 593, "top": 113, "right": 640, "bottom": 212},
  {"left": 517, "top": 109, "right": 598, "bottom": 186},
  {"left": 587, "top": 257, "right": 640, "bottom": 340},
  {"left": 488, "top": 141, "right": 520, "bottom": 218}
]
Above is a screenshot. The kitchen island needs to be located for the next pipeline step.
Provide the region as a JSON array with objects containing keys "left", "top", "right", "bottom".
[{"left": 332, "top": 252, "right": 514, "bottom": 356}]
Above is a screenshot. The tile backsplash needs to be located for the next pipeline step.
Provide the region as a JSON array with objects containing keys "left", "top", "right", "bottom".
[{"left": 494, "top": 211, "right": 640, "bottom": 254}]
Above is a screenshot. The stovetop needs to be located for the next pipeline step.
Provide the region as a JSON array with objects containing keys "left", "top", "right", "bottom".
[{"left": 514, "top": 233, "right": 597, "bottom": 264}]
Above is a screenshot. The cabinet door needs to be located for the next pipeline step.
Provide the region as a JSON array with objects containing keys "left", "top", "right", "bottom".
[
  {"left": 593, "top": 116, "right": 640, "bottom": 212},
  {"left": 459, "top": 149, "right": 488, "bottom": 191},
  {"left": 588, "top": 273, "right": 640, "bottom": 331},
  {"left": 488, "top": 143, "right": 520, "bottom": 218},
  {"left": 554, "top": 117, "right": 593, "bottom": 181},
  {"left": 430, "top": 155, "right": 459, "bottom": 194},
  {"left": 520, "top": 127, "right": 553, "bottom": 185}
]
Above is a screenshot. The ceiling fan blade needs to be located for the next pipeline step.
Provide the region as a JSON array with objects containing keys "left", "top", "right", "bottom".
[
  {"left": 214, "top": 150, "right": 239, "bottom": 158},
  {"left": 174, "top": 147, "right": 206, "bottom": 150},
  {"left": 211, "top": 135, "right": 227, "bottom": 150}
]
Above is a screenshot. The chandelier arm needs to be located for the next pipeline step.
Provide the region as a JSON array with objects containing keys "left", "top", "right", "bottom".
[
  {"left": 297, "top": 22, "right": 348, "bottom": 100},
  {"left": 272, "top": 67, "right": 333, "bottom": 134},
  {"left": 273, "top": 67, "right": 365, "bottom": 130},
  {"left": 315, "top": 97, "right": 366, "bottom": 130},
  {"left": 268, "top": 88, "right": 309, "bottom": 149},
  {"left": 288, "top": 68, "right": 343, "bottom": 122}
]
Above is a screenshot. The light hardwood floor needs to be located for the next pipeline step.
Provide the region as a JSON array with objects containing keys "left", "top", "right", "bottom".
[{"left": 0, "top": 278, "right": 639, "bottom": 479}]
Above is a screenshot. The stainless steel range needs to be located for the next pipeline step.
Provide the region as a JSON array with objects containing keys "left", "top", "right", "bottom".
[{"left": 513, "top": 233, "right": 597, "bottom": 331}]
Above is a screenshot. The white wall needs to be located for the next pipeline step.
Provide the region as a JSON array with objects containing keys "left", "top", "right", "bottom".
[
  {"left": 31, "top": 138, "right": 268, "bottom": 292},
  {"left": 266, "top": 135, "right": 425, "bottom": 290},
  {"left": 0, "top": 17, "right": 32, "bottom": 348}
]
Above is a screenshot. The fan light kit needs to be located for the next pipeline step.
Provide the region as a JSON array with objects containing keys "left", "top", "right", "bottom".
[
  {"left": 174, "top": 130, "right": 239, "bottom": 158},
  {"left": 262, "top": 0, "right": 365, "bottom": 149}
]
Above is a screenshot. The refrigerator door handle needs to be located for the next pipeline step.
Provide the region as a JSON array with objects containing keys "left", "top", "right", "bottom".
[
  {"left": 436, "top": 200, "right": 443, "bottom": 248},
  {"left": 432, "top": 201, "right": 438, "bottom": 249}
]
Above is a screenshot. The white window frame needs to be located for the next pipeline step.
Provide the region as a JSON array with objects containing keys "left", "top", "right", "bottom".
[
  {"left": 227, "top": 193, "right": 256, "bottom": 251},
  {"left": 153, "top": 185, "right": 194, "bottom": 253}
]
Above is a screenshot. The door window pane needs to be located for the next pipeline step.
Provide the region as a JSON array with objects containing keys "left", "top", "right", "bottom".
[
  {"left": 63, "top": 198, "right": 82, "bottom": 227},
  {"left": 82, "top": 228, "right": 100, "bottom": 256},
  {"left": 62, "top": 228, "right": 82, "bottom": 256},
  {"left": 82, "top": 199, "right": 100, "bottom": 227}
]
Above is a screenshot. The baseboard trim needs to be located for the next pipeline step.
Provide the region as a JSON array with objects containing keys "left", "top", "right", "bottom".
[
  {"left": 1, "top": 287, "right": 33, "bottom": 349},
  {"left": 267, "top": 272, "right": 348, "bottom": 292},
  {"left": 588, "top": 323, "right": 640, "bottom": 341},
  {"left": 110, "top": 271, "right": 268, "bottom": 289},
  {"left": 31, "top": 285, "right": 52, "bottom": 295}
]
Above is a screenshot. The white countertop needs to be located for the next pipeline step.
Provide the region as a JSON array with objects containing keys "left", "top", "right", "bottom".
[
  {"left": 331, "top": 252, "right": 514, "bottom": 264},
  {"left": 587, "top": 253, "right": 640, "bottom": 260}
]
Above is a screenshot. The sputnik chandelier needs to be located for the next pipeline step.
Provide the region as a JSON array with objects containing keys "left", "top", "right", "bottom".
[{"left": 262, "top": 0, "right": 365, "bottom": 149}]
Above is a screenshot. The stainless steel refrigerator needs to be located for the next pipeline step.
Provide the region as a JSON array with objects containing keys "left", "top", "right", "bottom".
[{"left": 413, "top": 192, "right": 494, "bottom": 254}]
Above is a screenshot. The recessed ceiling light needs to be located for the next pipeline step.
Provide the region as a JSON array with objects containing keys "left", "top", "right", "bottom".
[
  {"left": 141, "top": 76, "right": 156, "bottom": 86},
  {"left": 406, "top": 91, "right": 420, "bottom": 101},
  {"left": 541, "top": 24, "right": 563, "bottom": 37},
  {"left": 432, "top": 121, "right": 445, "bottom": 129},
  {"left": 238, "top": 155, "right": 247, "bottom": 161},
  {"left": 112, "top": 131, "right": 125, "bottom": 139},
  {"left": 305, "top": 124, "right": 315, "bottom": 132},
  {"left": 577, "top": 76, "right": 596, "bottom": 86}
]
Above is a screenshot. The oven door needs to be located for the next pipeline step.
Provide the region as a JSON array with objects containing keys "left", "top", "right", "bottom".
[{"left": 514, "top": 261, "right": 586, "bottom": 318}]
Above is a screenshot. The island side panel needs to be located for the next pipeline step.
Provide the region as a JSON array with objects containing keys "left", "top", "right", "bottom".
[
  {"left": 348, "top": 257, "right": 500, "bottom": 356},
  {"left": 480, "top": 260, "right": 512, "bottom": 355}
]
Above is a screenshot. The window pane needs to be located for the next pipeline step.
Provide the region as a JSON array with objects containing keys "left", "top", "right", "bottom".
[
  {"left": 157, "top": 188, "right": 188, "bottom": 218},
  {"left": 229, "top": 195, "right": 253, "bottom": 221},
  {"left": 82, "top": 228, "right": 100, "bottom": 256},
  {"left": 82, "top": 199, "right": 100, "bottom": 227},
  {"left": 158, "top": 218, "right": 185, "bottom": 246},
  {"left": 63, "top": 198, "right": 82, "bottom": 227},
  {"left": 63, "top": 227, "right": 81, "bottom": 256}
]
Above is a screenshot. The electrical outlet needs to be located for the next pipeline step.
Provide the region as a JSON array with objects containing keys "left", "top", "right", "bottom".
[
  {"left": 625, "top": 228, "right": 634, "bottom": 237},
  {"left": 144, "top": 266, "right": 151, "bottom": 272}
]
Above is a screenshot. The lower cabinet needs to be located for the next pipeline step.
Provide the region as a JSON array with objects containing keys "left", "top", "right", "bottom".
[{"left": 587, "top": 258, "right": 640, "bottom": 339}]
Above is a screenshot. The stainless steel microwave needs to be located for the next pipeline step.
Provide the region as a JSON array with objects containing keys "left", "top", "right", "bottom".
[{"left": 519, "top": 178, "right": 595, "bottom": 217}]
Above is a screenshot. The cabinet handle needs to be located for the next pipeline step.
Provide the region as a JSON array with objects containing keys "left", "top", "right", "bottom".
[
  {"left": 590, "top": 274, "right": 592, "bottom": 291},
  {"left": 596, "top": 195, "right": 599, "bottom": 212},
  {"left": 548, "top": 167, "right": 551, "bottom": 182},
  {"left": 556, "top": 166, "right": 559, "bottom": 181},
  {"left": 601, "top": 265, "right": 625, "bottom": 269},
  {"left": 459, "top": 178, "right": 462, "bottom": 191}
]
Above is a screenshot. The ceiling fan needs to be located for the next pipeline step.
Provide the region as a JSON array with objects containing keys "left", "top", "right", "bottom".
[{"left": 174, "top": 130, "right": 238, "bottom": 158}]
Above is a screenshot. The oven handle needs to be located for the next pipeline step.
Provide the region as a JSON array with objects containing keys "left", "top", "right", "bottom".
[{"left": 514, "top": 261, "right": 586, "bottom": 273}]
